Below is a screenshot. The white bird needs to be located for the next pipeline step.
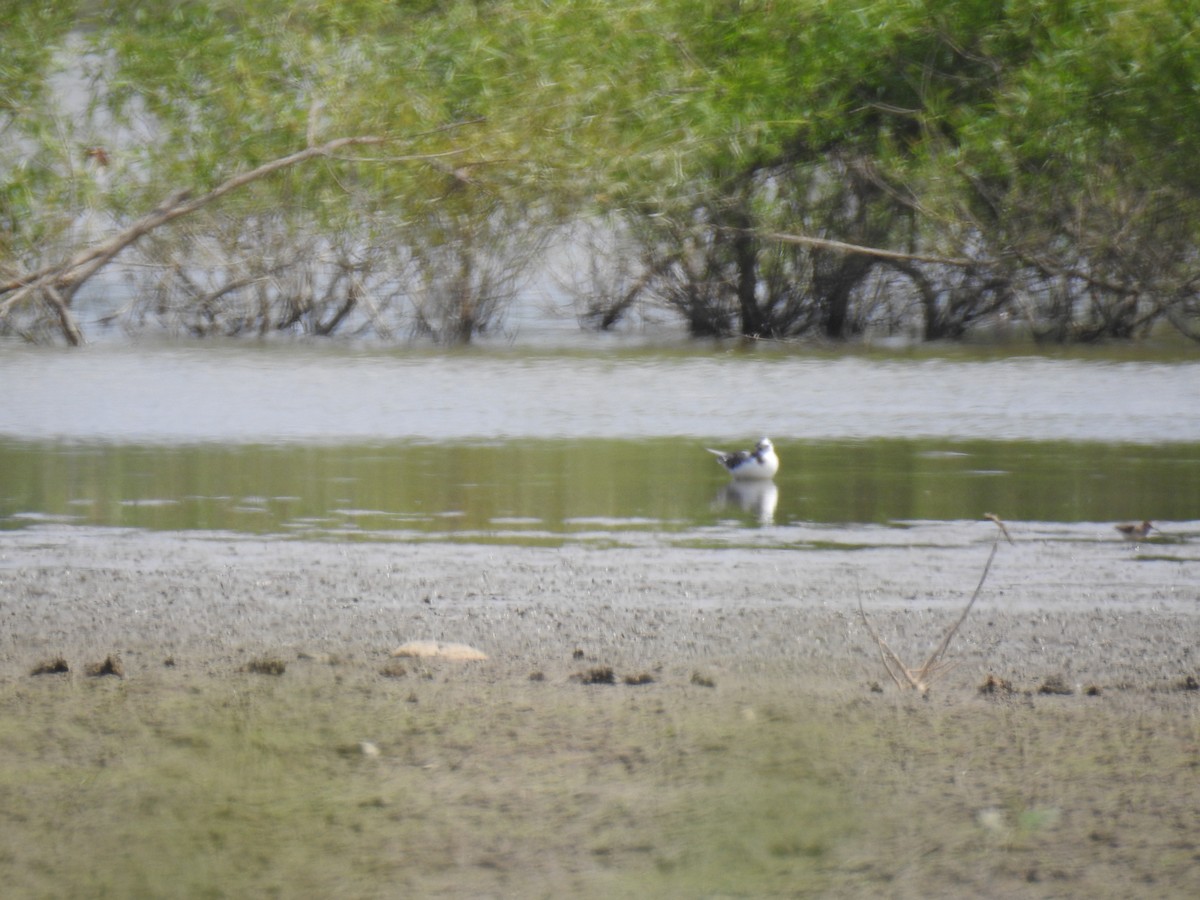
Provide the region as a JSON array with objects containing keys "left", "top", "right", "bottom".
[{"left": 706, "top": 437, "right": 779, "bottom": 481}]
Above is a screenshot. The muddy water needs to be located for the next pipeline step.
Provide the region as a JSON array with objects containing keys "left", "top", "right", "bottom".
[{"left": 2, "top": 342, "right": 1198, "bottom": 543}]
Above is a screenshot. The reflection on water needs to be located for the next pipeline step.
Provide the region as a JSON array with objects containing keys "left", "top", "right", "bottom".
[
  {"left": 713, "top": 481, "right": 779, "bottom": 525},
  {"left": 2, "top": 437, "right": 1198, "bottom": 546},
  {"left": 3, "top": 343, "right": 1198, "bottom": 546}
]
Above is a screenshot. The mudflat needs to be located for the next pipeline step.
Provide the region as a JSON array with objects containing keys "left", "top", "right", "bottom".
[{"left": 1, "top": 526, "right": 1197, "bottom": 898}]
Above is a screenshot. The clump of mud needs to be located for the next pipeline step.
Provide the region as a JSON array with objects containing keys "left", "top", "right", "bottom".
[
  {"left": 379, "top": 661, "right": 408, "bottom": 678},
  {"left": 979, "top": 673, "right": 1015, "bottom": 695},
  {"left": 243, "top": 657, "right": 287, "bottom": 676},
  {"left": 85, "top": 655, "right": 124, "bottom": 678},
  {"left": 1037, "top": 674, "right": 1074, "bottom": 695},
  {"left": 571, "top": 666, "right": 615, "bottom": 684},
  {"left": 568, "top": 667, "right": 656, "bottom": 685},
  {"left": 30, "top": 657, "right": 70, "bottom": 676}
]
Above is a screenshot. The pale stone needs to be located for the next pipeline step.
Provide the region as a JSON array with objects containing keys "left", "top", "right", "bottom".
[{"left": 390, "top": 640, "right": 488, "bottom": 661}]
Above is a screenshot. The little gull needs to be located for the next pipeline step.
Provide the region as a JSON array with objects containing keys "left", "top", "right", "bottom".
[{"left": 706, "top": 437, "right": 779, "bottom": 481}]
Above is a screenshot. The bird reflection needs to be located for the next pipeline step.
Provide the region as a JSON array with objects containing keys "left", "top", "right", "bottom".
[{"left": 713, "top": 481, "right": 779, "bottom": 525}]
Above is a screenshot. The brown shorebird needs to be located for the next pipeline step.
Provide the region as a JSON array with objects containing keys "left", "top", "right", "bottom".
[{"left": 1115, "top": 521, "right": 1156, "bottom": 541}]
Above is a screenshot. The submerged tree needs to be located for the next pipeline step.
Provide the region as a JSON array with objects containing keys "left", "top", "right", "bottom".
[
  {"left": 572, "top": 0, "right": 1200, "bottom": 344},
  {"left": 4, "top": 1, "right": 1200, "bottom": 345},
  {"left": 0, "top": 1, "right": 566, "bottom": 344}
]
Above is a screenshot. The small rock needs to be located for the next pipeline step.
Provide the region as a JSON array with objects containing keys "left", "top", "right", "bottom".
[
  {"left": 977, "top": 807, "right": 1006, "bottom": 832},
  {"left": 390, "top": 641, "right": 487, "bottom": 661},
  {"left": 336, "top": 741, "right": 381, "bottom": 758}
]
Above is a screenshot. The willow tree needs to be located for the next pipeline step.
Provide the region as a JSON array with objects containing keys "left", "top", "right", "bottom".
[
  {"left": 5, "top": 1, "right": 1200, "bottom": 346},
  {"left": 0, "top": 1, "right": 85, "bottom": 341},
  {"left": 0, "top": 0, "right": 576, "bottom": 344},
  {"left": 942, "top": 0, "right": 1200, "bottom": 342},
  {"left": 570, "top": 0, "right": 1200, "bottom": 343}
]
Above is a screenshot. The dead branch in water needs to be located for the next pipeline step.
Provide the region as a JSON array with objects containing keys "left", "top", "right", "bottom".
[
  {"left": 0, "top": 131, "right": 475, "bottom": 344},
  {"left": 859, "top": 514, "right": 1007, "bottom": 693}
]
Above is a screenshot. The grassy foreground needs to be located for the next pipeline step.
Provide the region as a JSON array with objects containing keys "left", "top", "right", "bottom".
[{"left": 1, "top": 661, "right": 1197, "bottom": 898}]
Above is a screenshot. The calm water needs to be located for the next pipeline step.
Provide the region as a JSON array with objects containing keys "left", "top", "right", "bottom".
[
  {"left": 1, "top": 342, "right": 1197, "bottom": 443},
  {"left": 2, "top": 342, "right": 1198, "bottom": 544}
]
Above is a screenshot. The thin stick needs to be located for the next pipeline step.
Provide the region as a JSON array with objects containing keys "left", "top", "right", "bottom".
[
  {"left": 984, "top": 512, "right": 1013, "bottom": 544},
  {"left": 915, "top": 541, "right": 998, "bottom": 683},
  {"left": 859, "top": 516, "right": 1007, "bottom": 692},
  {"left": 757, "top": 229, "right": 977, "bottom": 268},
  {"left": 857, "top": 597, "right": 912, "bottom": 690}
]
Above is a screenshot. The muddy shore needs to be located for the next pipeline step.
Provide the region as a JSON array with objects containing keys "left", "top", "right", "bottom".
[{"left": 1, "top": 525, "right": 1197, "bottom": 897}]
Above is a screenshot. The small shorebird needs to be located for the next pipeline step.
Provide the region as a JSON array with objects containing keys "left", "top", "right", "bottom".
[
  {"left": 1115, "top": 520, "right": 1156, "bottom": 541},
  {"left": 706, "top": 437, "right": 779, "bottom": 481}
]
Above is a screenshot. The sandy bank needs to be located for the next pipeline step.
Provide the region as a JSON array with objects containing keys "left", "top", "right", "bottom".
[{"left": 2, "top": 524, "right": 1195, "bottom": 690}]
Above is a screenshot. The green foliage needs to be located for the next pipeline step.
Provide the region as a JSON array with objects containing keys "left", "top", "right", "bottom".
[
  {"left": 0, "top": 1, "right": 87, "bottom": 259},
  {"left": 2, "top": 0, "right": 1199, "bottom": 343},
  {"left": 0, "top": 1, "right": 77, "bottom": 115}
]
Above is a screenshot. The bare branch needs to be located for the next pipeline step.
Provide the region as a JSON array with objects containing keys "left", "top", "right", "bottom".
[
  {"left": 984, "top": 512, "right": 1013, "bottom": 545},
  {"left": 752, "top": 228, "right": 978, "bottom": 269},
  {"left": 857, "top": 597, "right": 920, "bottom": 691},
  {"left": 1, "top": 134, "right": 475, "bottom": 343},
  {"left": 42, "top": 283, "right": 84, "bottom": 347},
  {"left": 914, "top": 541, "right": 999, "bottom": 685},
  {"left": 859, "top": 516, "right": 1008, "bottom": 693}
]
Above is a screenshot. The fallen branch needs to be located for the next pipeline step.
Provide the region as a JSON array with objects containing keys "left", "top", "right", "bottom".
[{"left": 859, "top": 514, "right": 1007, "bottom": 693}]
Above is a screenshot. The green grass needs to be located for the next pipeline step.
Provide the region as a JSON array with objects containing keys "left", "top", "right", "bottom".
[
  {"left": 0, "top": 670, "right": 852, "bottom": 898},
  {"left": 3, "top": 665, "right": 1197, "bottom": 898}
]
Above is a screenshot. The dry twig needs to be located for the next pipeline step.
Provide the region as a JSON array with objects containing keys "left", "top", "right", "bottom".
[{"left": 859, "top": 514, "right": 1007, "bottom": 693}]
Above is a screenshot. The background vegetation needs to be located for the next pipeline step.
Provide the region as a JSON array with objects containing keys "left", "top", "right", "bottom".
[{"left": 3, "top": 0, "right": 1199, "bottom": 345}]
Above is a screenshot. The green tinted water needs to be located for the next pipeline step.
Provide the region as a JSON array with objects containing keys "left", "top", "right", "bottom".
[{"left": 3, "top": 438, "right": 1194, "bottom": 543}]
